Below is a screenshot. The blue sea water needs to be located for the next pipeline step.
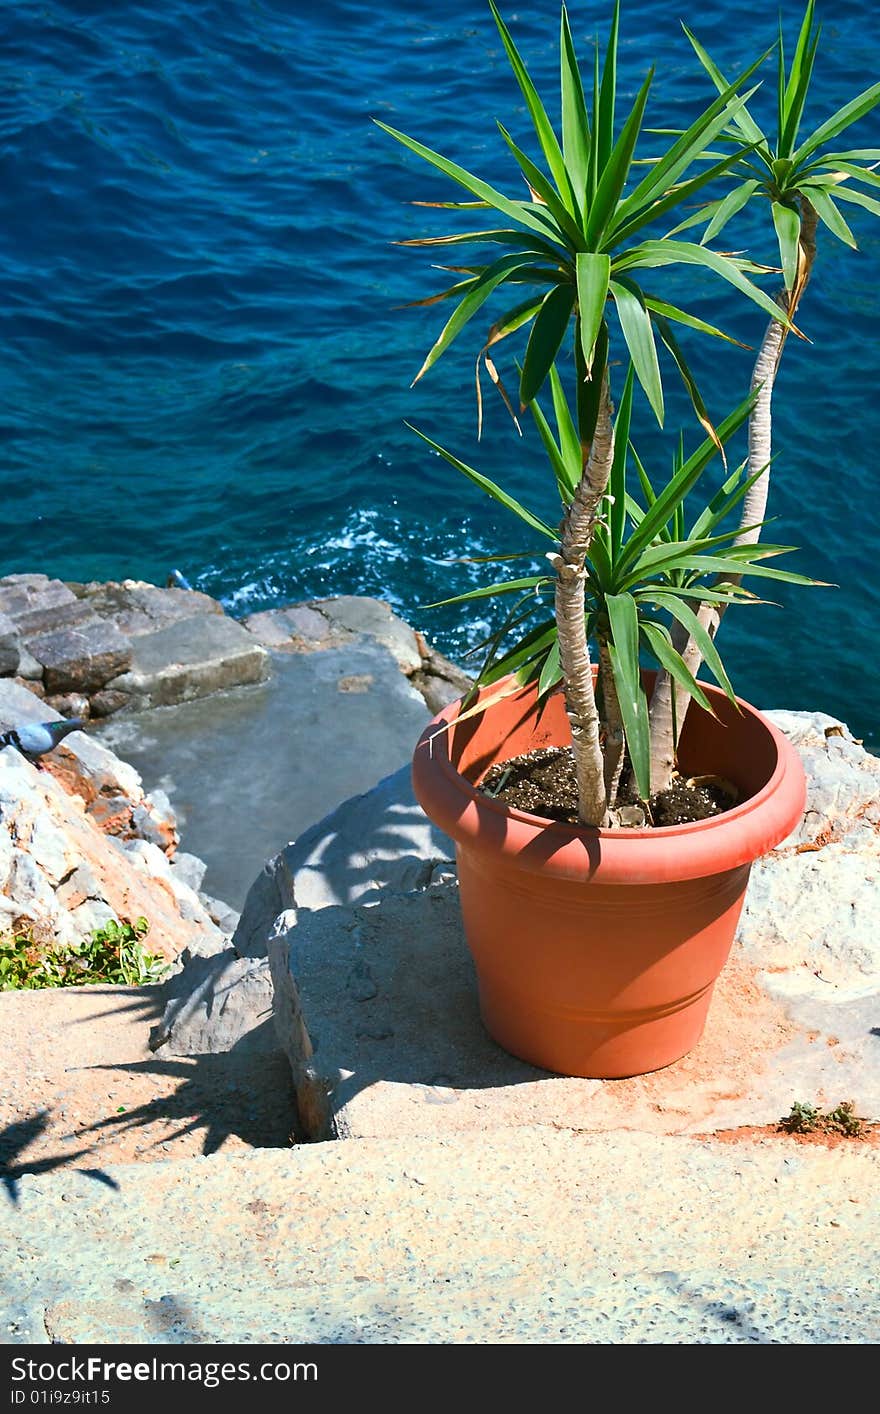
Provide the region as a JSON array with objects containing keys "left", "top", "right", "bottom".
[{"left": 1, "top": 0, "right": 879, "bottom": 744}]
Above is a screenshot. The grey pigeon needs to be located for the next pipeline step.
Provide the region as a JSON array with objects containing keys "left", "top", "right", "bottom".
[{"left": 0, "top": 718, "right": 85, "bottom": 760}]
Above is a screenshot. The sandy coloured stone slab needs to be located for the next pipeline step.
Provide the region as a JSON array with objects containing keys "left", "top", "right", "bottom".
[{"left": 106, "top": 613, "right": 269, "bottom": 709}]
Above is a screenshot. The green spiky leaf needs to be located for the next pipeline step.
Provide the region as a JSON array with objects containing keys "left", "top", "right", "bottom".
[
  {"left": 576, "top": 253, "right": 611, "bottom": 371},
  {"left": 605, "top": 592, "right": 651, "bottom": 799},
  {"left": 520, "top": 284, "right": 576, "bottom": 405},
  {"left": 407, "top": 425, "right": 557, "bottom": 538},
  {"left": 609, "top": 277, "right": 664, "bottom": 424},
  {"left": 771, "top": 200, "right": 801, "bottom": 290}
]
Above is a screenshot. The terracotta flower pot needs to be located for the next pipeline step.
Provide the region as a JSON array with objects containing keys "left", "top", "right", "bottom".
[{"left": 411, "top": 673, "right": 806, "bottom": 1079}]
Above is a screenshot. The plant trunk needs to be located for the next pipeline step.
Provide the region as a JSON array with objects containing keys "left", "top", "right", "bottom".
[
  {"left": 553, "top": 376, "right": 615, "bottom": 826},
  {"left": 647, "top": 199, "right": 819, "bottom": 793},
  {"left": 647, "top": 602, "right": 719, "bottom": 795}
]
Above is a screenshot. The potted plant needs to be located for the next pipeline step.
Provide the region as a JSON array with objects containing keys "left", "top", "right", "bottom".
[{"left": 377, "top": 2, "right": 875, "bottom": 1078}]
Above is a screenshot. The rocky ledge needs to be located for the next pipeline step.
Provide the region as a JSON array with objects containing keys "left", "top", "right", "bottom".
[
  {"left": 0, "top": 677, "right": 234, "bottom": 963},
  {"left": 0, "top": 573, "right": 469, "bottom": 721},
  {"left": 0, "top": 574, "right": 472, "bottom": 967}
]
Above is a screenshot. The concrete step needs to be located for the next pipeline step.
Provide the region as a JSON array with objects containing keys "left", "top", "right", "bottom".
[{"left": 6, "top": 1127, "right": 878, "bottom": 1344}]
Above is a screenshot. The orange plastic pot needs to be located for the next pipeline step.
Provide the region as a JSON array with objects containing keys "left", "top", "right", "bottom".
[{"left": 411, "top": 673, "right": 806, "bottom": 1078}]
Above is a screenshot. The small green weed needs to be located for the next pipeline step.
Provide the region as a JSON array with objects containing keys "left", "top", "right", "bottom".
[
  {"left": 778, "top": 1100, "right": 822, "bottom": 1134},
  {"left": 779, "top": 1100, "right": 866, "bottom": 1139},
  {"left": 0, "top": 917, "right": 169, "bottom": 989},
  {"left": 822, "top": 1102, "right": 865, "bottom": 1138}
]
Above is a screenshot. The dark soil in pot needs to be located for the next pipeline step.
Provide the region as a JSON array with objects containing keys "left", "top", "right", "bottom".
[{"left": 478, "top": 744, "right": 738, "bottom": 827}]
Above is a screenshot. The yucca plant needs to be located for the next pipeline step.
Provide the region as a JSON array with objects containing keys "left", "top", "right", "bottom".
[
  {"left": 380, "top": 1, "right": 796, "bottom": 825},
  {"left": 419, "top": 367, "right": 818, "bottom": 817},
  {"left": 647, "top": 0, "right": 880, "bottom": 789}
]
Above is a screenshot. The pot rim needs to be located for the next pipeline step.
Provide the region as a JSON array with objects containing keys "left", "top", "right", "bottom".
[
  {"left": 431, "top": 690, "right": 786, "bottom": 839},
  {"left": 412, "top": 676, "right": 807, "bottom": 883}
]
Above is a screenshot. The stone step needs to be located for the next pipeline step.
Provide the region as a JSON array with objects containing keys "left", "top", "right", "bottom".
[
  {"left": 5, "top": 1127, "right": 878, "bottom": 1344},
  {"left": 269, "top": 875, "right": 880, "bottom": 1144},
  {"left": 105, "top": 614, "right": 269, "bottom": 711},
  {"left": 16, "top": 1262, "right": 873, "bottom": 1346}
]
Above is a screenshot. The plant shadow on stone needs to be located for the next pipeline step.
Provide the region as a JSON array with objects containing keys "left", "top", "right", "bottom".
[
  {"left": 0, "top": 1111, "right": 120, "bottom": 1206},
  {"left": 74, "top": 1030, "right": 298, "bottom": 1157}
]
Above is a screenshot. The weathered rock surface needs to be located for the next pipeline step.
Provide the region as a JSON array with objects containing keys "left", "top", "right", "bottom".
[
  {"left": 45, "top": 691, "right": 91, "bottom": 720},
  {"left": 0, "top": 575, "right": 75, "bottom": 623},
  {"left": 243, "top": 594, "right": 421, "bottom": 673},
  {"left": 0, "top": 610, "right": 21, "bottom": 676},
  {"left": 144, "top": 712, "right": 453, "bottom": 1064},
  {"left": 15, "top": 646, "right": 44, "bottom": 681},
  {"left": 1, "top": 577, "right": 473, "bottom": 736},
  {"left": 88, "top": 688, "right": 130, "bottom": 718},
  {"left": 0, "top": 576, "right": 279, "bottom": 719},
  {"left": 128, "top": 679, "right": 445, "bottom": 1060},
  {"left": 0, "top": 678, "right": 227, "bottom": 961},
  {"left": 0, "top": 575, "right": 134, "bottom": 698},
  {"left": 97, "top": 644, "right": 435, "bottom": 911},
  {"left": 242, "top": 593, "right": 471, "bottom": 712},
  {"left": 105, "top": 613, "right": 269, "bottom": 710},
  {"left": 10, "top": 596, "right": 94, "bottom": 641},
  {"left": 242, "top": 602, "right": 331, "bottom": 649},
  {"left": 409, "top": 638, "right": 473, "bottom": 713},
  {"left": 738, "top": 710, "right": 880, "bottom": 997},
  {"left": 266, "top": 883, "right": 513, "bottom": 1140},
  {"left": 27, "top": 617, "right": 132, "bottom": 696},
  {"left": 149, "top": 953, "right": 276, "bottom": 1056},
  {"left": 0, "top": 676, "right": 63, "bottom": 728},
  {"left": 72, "top": 579, "right": 225, "bottom": 638},
  {"left": 199, "top": 893, "right": 241, "bottom": 940},
  {"left": 0, "top": 745, "right": 218, "bottom": 959}
]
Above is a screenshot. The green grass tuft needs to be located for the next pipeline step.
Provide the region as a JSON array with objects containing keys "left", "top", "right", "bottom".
[{"left": 0, "top": 917, "right": 169, "bottom": 989}]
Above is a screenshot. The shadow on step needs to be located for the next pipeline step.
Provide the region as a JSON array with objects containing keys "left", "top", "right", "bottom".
[
  {"left": 77, "top": 1024, "right": 297, "bottom": 1157},
  {"left": 0, "top": 1111, "right": 119, "bottom": 1205}
]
